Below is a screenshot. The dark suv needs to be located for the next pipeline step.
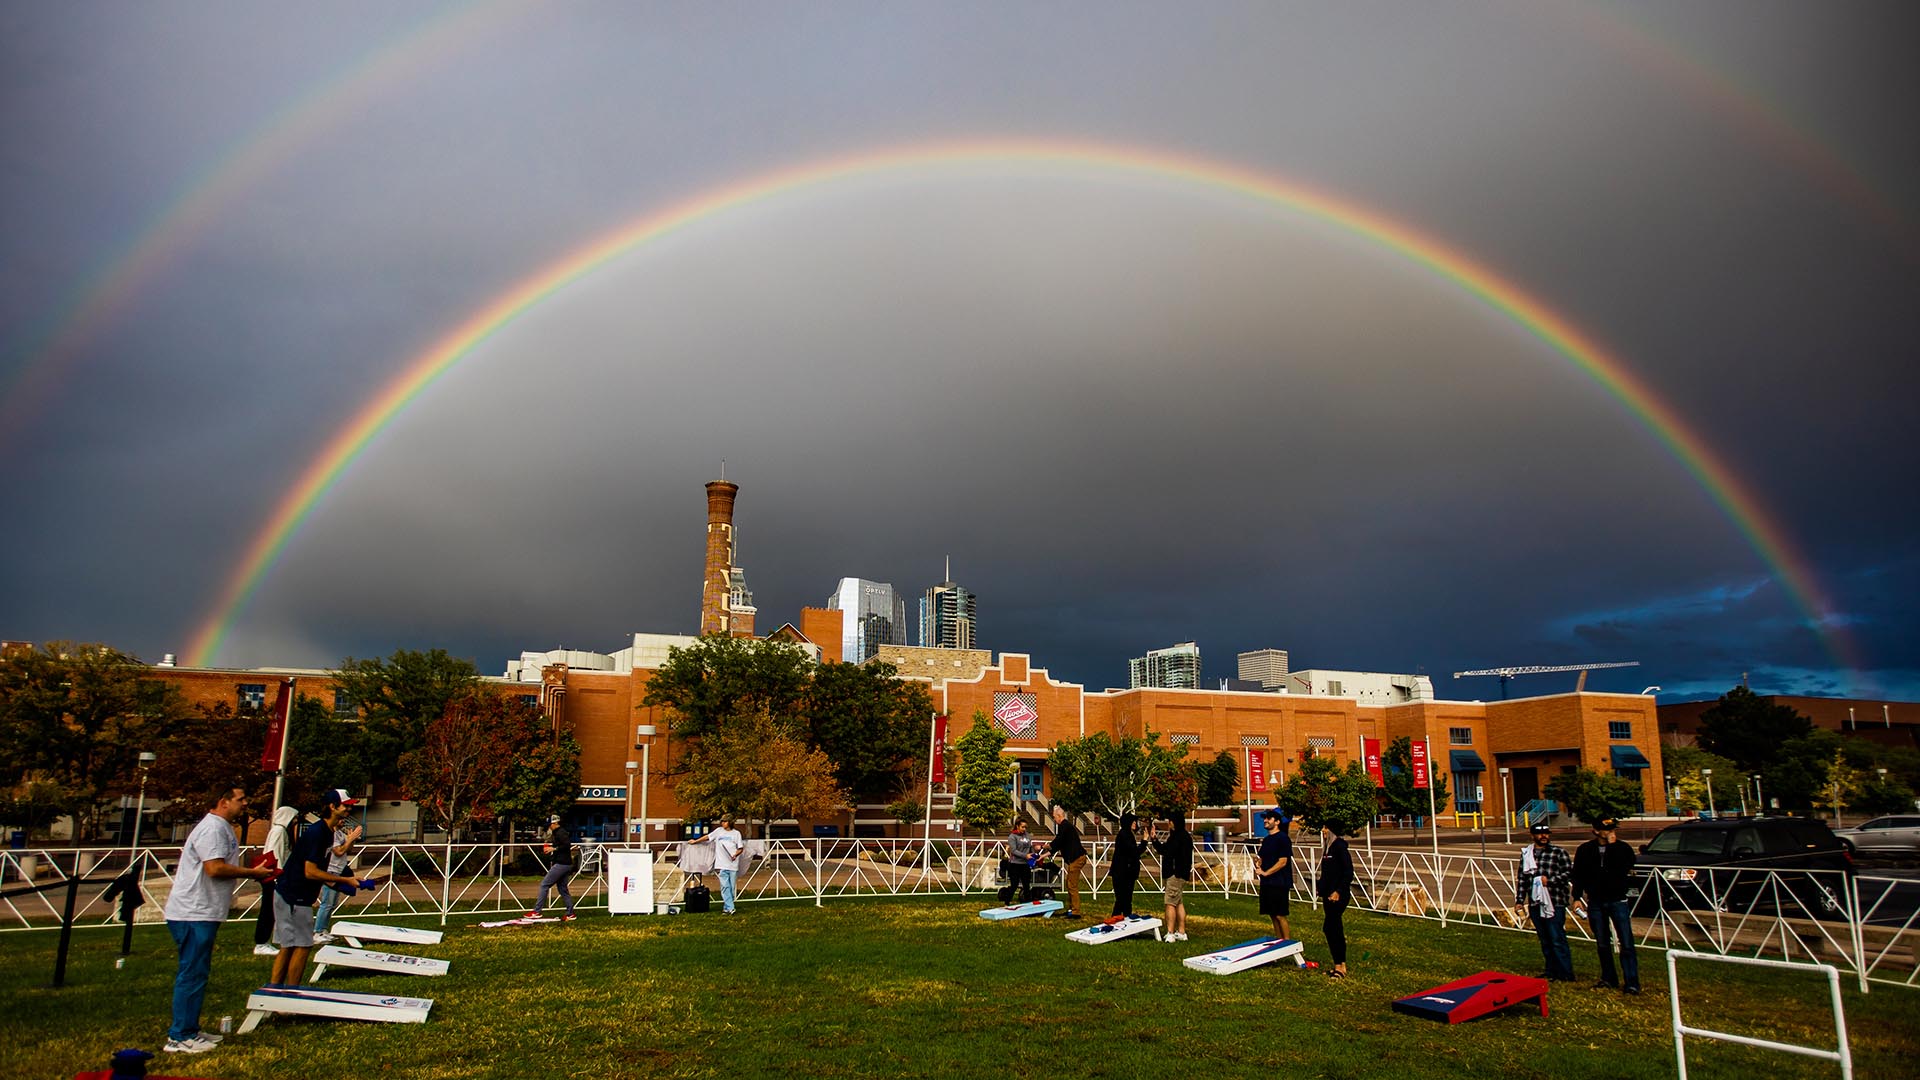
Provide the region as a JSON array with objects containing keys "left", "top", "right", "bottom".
[{"left": 1630, "top": 816, "right": 1853, "bottom": 919}]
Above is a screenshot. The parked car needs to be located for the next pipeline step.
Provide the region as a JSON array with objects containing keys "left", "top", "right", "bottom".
[
  {"left": 1835, "top": 815, "right": 1920, "bottom": 855},
  {"left": 1630, "top": 816, "right": 1853, "bottom": 919}
]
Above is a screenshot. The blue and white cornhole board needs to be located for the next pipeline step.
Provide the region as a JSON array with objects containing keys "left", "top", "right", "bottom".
[
  {"left": 328, "top": 921, "right": 444, "bottom": 949},
  {"left": 979, "top": 898, "right": 1064, "bottom": 920},
  {"left": 236, "top": 985, "right": 434, "bottom": 1033},
  {"left": 310, "top": 945, "right": 451, "bottom": 982},
  {"left": 1066, "top": 914, "right": 1162, "bottom": 944},
  {"left": 1182, "top": 936, "right": 1304, "bottom": 975}
]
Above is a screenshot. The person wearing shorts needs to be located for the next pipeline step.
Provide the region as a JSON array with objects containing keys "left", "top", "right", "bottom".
[
  {"left": 1151, "top": 813, "right": 1193, "bottom": 942},
  {"left": 1254, "top": 809, "right": 1293, "bottom": 939},
  {"left": 270, "top": 789, "right": 367, "bottom": 987}
]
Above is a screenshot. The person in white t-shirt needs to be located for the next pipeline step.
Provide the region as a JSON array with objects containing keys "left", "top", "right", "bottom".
[
  {"left": 161, "top": 784, "right": 277, "bottom": 1055},
  {"left": 689, "top": 815, "right": 745, "bottom": 914}
]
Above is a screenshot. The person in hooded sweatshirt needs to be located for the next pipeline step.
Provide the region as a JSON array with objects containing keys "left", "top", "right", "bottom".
[{"left": 252, "top": 805, "right": 302, "bottom": 956}]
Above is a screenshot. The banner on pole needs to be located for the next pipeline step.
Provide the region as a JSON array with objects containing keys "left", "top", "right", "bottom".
[
  {"left": 1363, "top": 738, "right": 1383, "bottom": 786},
  {"left": 261, "top": 678, "right": 295, "bottom": 771},
  {"left": 930, "top": 714, "right": 948, "bottom": 785},
  {"left": 1410, "top": 738, "right": 1430, "bottom": 790},
  {"left": 1248, "top": 749, "right": 1267, "bottom": 793}
]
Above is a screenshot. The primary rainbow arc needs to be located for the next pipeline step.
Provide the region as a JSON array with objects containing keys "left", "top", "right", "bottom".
[{"left": 183, "top": 138, "right": 1855, "bottom": 677}]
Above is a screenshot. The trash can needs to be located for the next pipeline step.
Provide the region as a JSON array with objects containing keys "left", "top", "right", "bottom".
[{"left": 813, "top": 825, "right": 840, "bottom": 837}]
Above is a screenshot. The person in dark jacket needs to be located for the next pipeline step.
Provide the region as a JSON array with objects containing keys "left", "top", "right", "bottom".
[
  {"left": 1109, "top": 812, "right": 1148, "bottom": 917},
  {"left": 1049, "top": 804, "right": 1089, "bottom": 919},
  {"left": 1254, "top": 809, "right": 1293, "bottom": 939},
  {"left": 1150, "top": 813, "right": 1194, "bottom": 941},
  {"left": 1316, "top": 823, "right": 1355, "bottom": 978},
  {"left": 530, "top": 815, "right": 577, "bottom": 921},
  {"left": 1571, "top": 816, "right": 1640, "bottom": 994}
]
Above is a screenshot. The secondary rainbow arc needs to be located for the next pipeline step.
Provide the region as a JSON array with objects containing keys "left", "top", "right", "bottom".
[{"left": 183, "top": 139, "right": 1857, "bottom": 678}]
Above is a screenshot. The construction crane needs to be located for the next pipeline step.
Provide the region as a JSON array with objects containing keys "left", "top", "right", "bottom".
[{"left": 1452, "top": 661, "right": 1639, "bottom": 698}]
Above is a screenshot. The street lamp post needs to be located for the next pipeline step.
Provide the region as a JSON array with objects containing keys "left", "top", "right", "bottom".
[
  {"left": 1499, "top": 767, "right": 1512, "bottom": 844},
  {"left": 127, "top": 751, "right": 155, "bottom": 861},
  {"left": 625, "top": 761, "right": 639, "bottom": 844},
  {"left": 635, "top": 725, "right": 656, "bottom": 851},
  {"left": 1752, "top": 774, "right": 1763, "bottom": 813},
  {"left": 1702, "top": 768, "right": 1715, "bottom": 819}
]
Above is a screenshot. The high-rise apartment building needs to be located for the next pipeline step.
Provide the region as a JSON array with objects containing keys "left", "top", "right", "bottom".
[
  {"left": 919, "top": 559, "right": 977, "bottom": 650},
  {"left": 1129, "top": 641, "right": 1202, "bottom": 689},
  {"left": 827, "top": 578, "right": 907, "bottom": 665},
  {"left": 1237, "top": 648, "right": 1289, "bottom": 690}
]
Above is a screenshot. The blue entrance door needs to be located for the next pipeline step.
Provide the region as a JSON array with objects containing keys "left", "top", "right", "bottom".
[{"left": 1018, "top": 764, "right": 1044, "bottom": 801}]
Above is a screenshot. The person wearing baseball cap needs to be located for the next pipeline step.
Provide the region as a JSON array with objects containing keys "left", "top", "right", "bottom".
[
  {"left": 530, "top": 814, "right": 577, "bottom": 921},
  {"left": 1572, "top": 816, "right": 1640, "bottom": 994},
  {"left": 1254, "top": 808, "right": 1294, "bottom": 940},
  {"left": 1514, "top": 821, "right": 1575, "bottom": 981},
  {"left": 312, "top": 791, "right": 363, "bottom": 941},
  {"left": 270, "top": 788, "right": 378, "bottom": 988}
]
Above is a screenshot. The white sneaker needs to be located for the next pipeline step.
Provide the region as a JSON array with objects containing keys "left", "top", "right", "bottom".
[
  {"left": 164, "top": 1035, "right": 217, "bottom": 1054},
  {"left": 312, "top": 933, "right": 335, "bottom": 944},
  {"left": 253, "top": 944, "right": 279, "bottom": 956},
  {"left": 198, "top": 1031, "right": 224, "bottom": 1043}
]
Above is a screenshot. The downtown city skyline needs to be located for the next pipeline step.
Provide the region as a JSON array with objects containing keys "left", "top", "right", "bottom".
[{"left": 2, "top": 3, "right": 1915, "bottom": 702}]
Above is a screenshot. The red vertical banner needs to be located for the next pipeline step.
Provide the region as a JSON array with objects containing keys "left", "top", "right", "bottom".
[
  {"left": 1363, "top": 738, "right": 1384, "bottom": 786},
  {"left": 1410, "top": 738, "right": 1431, "bottom": 790},
  {"left": 930, "top": 714, "right": 948, "bottom": 785},
  {"left": 260, "top": 678, "right": 294, "bottom": 771},
  {"left": 1247, "top": 749, "right": 1267, "bottom": 793}
]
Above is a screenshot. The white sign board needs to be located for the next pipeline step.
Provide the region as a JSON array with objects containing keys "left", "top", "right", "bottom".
[{"left": 608, "top": 849, "right": 654, "bottom": 915}]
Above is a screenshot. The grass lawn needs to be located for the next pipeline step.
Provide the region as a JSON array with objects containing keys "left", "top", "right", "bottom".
[{"left": 6, "top": 895, "right": 1911, "bottom": 1079}]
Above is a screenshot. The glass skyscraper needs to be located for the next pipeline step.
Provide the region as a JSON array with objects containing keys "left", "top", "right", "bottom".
[{"left": 827, "top": 577, "right": 907, "bottom": 664}]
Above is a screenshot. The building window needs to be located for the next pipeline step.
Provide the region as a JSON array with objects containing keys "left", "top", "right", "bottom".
[
  {"left": 1327, "top": 680, "right": 1344, "bottom": 695},
  {"left": 1239, "top": 734, "right": 1268, "bottom": 747},
  {"left": 1449, "top": 727, "right": 1473, "bottom": 745},
  {"left": 1609, "top": 721, "right": 1632, "bottom": 741},
  {"left": 332, "top": 690, "right": 358, "bottom": 718},
  {"left": 237, "top": 683, "right": 266, "bottom": 710},
  {"left": 1305, "top": 736, "right": 1335, "bottom": 756},
  {"left": 517, "top": 694, "right": 540, "bottom": 711},
  {"left": 1613, "top": 768, "right": 1639, "bottom": 781},
  {"left": 1453, "top": 772, "right": 1481, "bottom": 815},
  {"left": 1170, "top": 733, "right": 1201, "bottom": 746}
]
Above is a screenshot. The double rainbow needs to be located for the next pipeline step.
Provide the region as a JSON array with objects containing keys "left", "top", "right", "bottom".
[{"left": 183, "top": 139, "right": 1854, "bottom": 676}]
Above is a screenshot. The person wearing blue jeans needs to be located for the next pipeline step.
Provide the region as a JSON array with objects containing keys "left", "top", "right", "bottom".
[
  {"left": 1515, "top": 822, "right": 1576, "bottom": 982},
  {"left": 691, "top": 815, "right": 745, "bottom": 914},
  {"left": 162, "top": 784, "right": 277, "bottom": 1055},
  {"left": 1573, "top": 816, "right": 1641, "bottom": 994},
  {"left": 313, "top": 816, "right": 362, "bottom": 936}
]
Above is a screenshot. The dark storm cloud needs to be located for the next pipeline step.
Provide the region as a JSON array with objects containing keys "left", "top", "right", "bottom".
[{"left": 2, "top": 2, "right": 1914, "bottom": 702}]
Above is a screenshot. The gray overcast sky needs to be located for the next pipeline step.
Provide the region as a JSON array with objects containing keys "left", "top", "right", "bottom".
[{"left": 3, "top": 1, "right": 1915, "bottom": 702}]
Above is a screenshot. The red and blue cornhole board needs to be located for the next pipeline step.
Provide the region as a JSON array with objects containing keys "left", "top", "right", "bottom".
[{"left": 1391, "top": 971, "right": 1549, "bottom": 1023}]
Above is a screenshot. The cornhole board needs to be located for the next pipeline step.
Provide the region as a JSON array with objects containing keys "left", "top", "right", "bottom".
[
  {"left": 328, "top": 921, "right": 444, "bottom": 949},
  {"left": 236, "top": 985, "right": 433, "bottom": 1033},
  {"left": 980, "top": 899, "right": 1064, "bottom": 920},
  {"left": 1182, "top": 936, "right": 1304, "bottom": 975},
  {"left": 1391, "top": 971, "right": 1549, "bottom": 1023},
  {"left": 310, "top": 945, "right": 451, "bottom": 982},
  {"left": 477, "top": 915, "right": 562, "bottom": 928},
  {"left": 1066, "top": 914, "right": 1162, "bottom": 944}
]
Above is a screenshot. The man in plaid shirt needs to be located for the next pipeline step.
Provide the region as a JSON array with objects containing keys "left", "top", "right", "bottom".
[{"left": 1514, "top": 821, "right": 1576, "bottom": 981}]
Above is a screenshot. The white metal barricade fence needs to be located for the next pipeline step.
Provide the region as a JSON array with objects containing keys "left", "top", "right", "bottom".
[{"left": 1667, "top": 951, "right": 1852, "bottom": 1080}]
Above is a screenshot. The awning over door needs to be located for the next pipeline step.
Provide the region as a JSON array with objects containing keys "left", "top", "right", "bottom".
[
  {"left": 1449, "top": 750, "right": 1487, "bottom": 772},
  {"left": 1610, "top": 745, "right": 1652, "bottom": 770}
]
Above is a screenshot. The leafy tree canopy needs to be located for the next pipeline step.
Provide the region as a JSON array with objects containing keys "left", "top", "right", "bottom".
[
  {"left": 674, "top": 708, "right": 846, "bottom": 835},
  {"left": 639, "top": 635, "right": 812, "bottom": 739},
  {"left": 1696, "top": 686, "right": 1816, "bottom": 772},
  {"left": 952, "top": 711, "right": 1014, "bottom": 835},
  {"left": 1542, "top": 767, "right": 1645, "bottom": 824},
  {"left": 332, "top": 648, "right": 480, "bottom": 783},
  {"left": 1198, "top": 750, "right": 1239, "bottom": 808},
  {"left": 1661, "top": 745, "right": 1746, "bottom": 815},
  {"left": 1277, "top": 756, "right": 1377, "bottom": 836},
  {"left": 1047, "top": 731, "right": 1188, "bottom": 824},
  {"left": 801, "top": 660, "right": 933, "bottom": 798},
  {"left": 398, "top": 689, "right": 520, "bottom": 838}
]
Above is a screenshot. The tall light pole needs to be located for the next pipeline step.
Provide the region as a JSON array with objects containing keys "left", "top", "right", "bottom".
[
  {"left": 625, "top": 760, "right": 639, "bottom": 844},
  {"left": 1499, "top": 767, "right": 1512, "bottom": 844},
  {"left": 635, "top": 725, "right": 656, "bottom": 851},
  {"left": 127, "top": 751, "right": 155, "bottom": 862},
  {"left": 1702, "top": 768, "right": 1715, "bottom": 819},
  {"left": 1752, "top": 774, "right": 1764, "bottom": 813}
]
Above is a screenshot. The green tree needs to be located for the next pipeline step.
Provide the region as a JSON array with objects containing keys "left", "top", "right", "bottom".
[
  {"left": 1380, "top": 738, "right": 1450, "bottom": 836},
  {"left": 281, "top": 694, "right": 374, "bottom": 809},
  {"left": 639, "top": 635, "right": 813, "bottom": 740},
  {"left": 1765, "top": 731, "right": 1841, "bottom": 812},
  {"left": 1542, "top": 768, "right": 1645, "bottom": 824},
  {"left": 952, "top": 711, "right": 1014, "bottom": 835},
  {"left": 398, "top": 690, "right": 517, "bottom": 839},
  {"left": 673, "top": 708, "right": 846, "bottom": 836},
  {"left": 488, "top": 702, "right": 584, "bottom": 838},
  {"left": 1696, "top": 686, "right": 1815, "bottom": 773},
  {"left": 152, "top": 700, "right": 273, "bottom": 833},
  {"left": 332, "top": 649, "right": 480, "bottom": 785},
  {"left": 0, "top": 642, "right": 194, "bottom": 840},
  {"left": 1276, "top": 756, "right": 1377, "bottom": 835},
  {"left": 1851, "top": 770, "right": 1917, "bottom": 816},
  {"left": 1198, "top": 750, "right": 1239, "bottom": 807},
  {"left": 1046, "top": 731, "right": 1189, "bottom": 824},
  {"left": 800, "top": 659, "right": 933, "bottom": 800},
  {"left": 1661, "top": 745, "right": 1745, "bottom": 815},
  {"left": 1145, "top": 760, "right": 1202, "bottom": 817}
]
